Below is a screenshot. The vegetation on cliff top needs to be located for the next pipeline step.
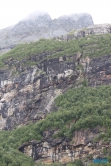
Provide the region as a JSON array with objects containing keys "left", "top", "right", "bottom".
[
  {"left": 0, "top": 33, "right": 111, "bottom": 69},
  {"left": 1, "top": 85, "right": 111, "bottom": 165},
  {"left": 1, "top": 32, "right": 111, "bottom": 165}
]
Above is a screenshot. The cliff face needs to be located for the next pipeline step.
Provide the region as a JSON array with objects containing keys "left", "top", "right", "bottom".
[
  {"left": 1, "top": 54, "right": 111, "bottom": 164},
  {"left": 0, "top": 13, "right": 93, "bottom": 55},
  {"left": 1, "top": 53, "right": 111, "bottom": 130},
  {"left": 0, "top": 55, "right": 78, "bottom": 130},
  {"left": 1, "top": 24, "right": 111, "bottom": 165},
  {"left": 19, "top": 127, "right": 109, "bottom": 165}
]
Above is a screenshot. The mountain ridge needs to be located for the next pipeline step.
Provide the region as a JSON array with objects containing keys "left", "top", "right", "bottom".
[
  {"left": 0, "top": 12, "right": 93, "bottom": 55},
  {"left": 1, "top": 16, "right": 111, "bottom": 165}
]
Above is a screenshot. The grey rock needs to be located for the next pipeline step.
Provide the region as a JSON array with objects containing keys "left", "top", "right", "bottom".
[
  {"left": 0, "top": 13, "right": 93, "bottom": 54},
  {"left": 1, "top": 52, "right": 111, "bottom": 130},
  {"left": 55, "top": 24, "right": 111, "bottom": 41}
]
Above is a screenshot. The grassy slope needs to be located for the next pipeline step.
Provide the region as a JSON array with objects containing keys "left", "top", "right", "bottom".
[{"left": 0, "top": 33, "right": 111, "bottom": 69}]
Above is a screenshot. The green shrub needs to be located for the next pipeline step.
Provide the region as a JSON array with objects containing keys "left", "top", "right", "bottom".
[{"left": 1, "top": 33, "right": 111, "bottom": 69}]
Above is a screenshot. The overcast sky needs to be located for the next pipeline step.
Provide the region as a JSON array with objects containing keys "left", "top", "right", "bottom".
[{"left": 0, "top": 0, "right": 111, "bottom": 29}]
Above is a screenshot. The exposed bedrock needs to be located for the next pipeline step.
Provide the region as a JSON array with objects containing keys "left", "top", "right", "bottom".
[
  {"left": 0, "top": 53, "right": 111, "bottom": 130},
  {"left": 0, "top": 55, "right": 78, "bottom": 130},
  {"left": 19, "top": 127, "right": 109, "bottom": 165}
]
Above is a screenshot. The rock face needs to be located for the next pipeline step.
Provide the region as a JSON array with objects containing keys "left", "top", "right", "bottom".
[
  {"left": 55, "top": 24, "right": 111, "bottom": 41},
  {"left": 19, "top": 127, "right": 110, "bottom": 165},
  {"left": 0, "top": 13, "right": 93, "bottom": 54},
  {"left": 1, "top": 52, "right": 111, "bottom": 164},
  {"left": 1, "top": 22, "right": 111, "bottom": 164},
  {"left": 1, "top": 51, "right": 111, "bottom": 131},
  {"left": 0, "top": 55, "right": 78, "bottom": 130},
  {"left": 87, "top": 55, "right": 111, "bottom": 86}
]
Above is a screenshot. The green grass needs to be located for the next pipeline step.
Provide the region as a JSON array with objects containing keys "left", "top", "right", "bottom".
[{"left": 0, "top": 33, "right": 111, "bottom": 69}]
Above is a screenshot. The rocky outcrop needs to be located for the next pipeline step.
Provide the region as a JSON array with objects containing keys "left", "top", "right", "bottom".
[
  {"left": 19, "top": 127, "right": 110, "bottom": 165},
  {"left": 0, "top": 13, "right": 93, "bottom": 55},
  {"left": 86, "top": 55, "right": 111, "bottom": 86},
  {"left": 55, "top": 24, "right": 111, "bottom": 41}
]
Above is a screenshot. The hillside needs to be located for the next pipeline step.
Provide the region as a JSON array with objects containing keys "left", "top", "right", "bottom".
[
  {"left": 1, "top": 86, "right": 111, "bottom": 166},
  {"left": 0, "top": 13, "right": 93, "bottom": 55},
  {"left": 0, "top": 24, "right": 111, "bottom": 165}
]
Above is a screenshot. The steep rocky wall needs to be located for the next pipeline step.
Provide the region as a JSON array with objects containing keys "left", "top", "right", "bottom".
[
  {"left": 86, "top": 55, "right": 111, "bottom": 86},
  {"left": 1, "top": 53, "right": 111, "bottom": 130},
  {"left": 19, "top": 127, "right": 110, "bottom": 165},
  {"left": 0, "top": 55, "right": 79, "bottom": 130},
  {"left": 1, "top": 46, "right": 111, "bottom": 165}
]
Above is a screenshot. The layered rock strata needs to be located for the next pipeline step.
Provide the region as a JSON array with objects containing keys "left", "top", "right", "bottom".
[{"left": 19, "top": 127, "right": 109, "bottom": 165}]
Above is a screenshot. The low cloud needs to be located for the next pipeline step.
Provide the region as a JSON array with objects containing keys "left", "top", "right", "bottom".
[{"left": 23, "top": 10, "right": 48, "bottom": 21}]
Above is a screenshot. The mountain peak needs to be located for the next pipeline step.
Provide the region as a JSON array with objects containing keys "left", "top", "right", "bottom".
[{"left": 0, "top": 12, "right": 94, "bottom": 55}]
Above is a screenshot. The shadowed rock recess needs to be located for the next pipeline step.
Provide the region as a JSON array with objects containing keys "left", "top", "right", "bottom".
[
  {"left": 1, "top": 19, "right": 111, "bottom": 165},
  {"left": 19, "top": 127, "right": 108, "bottom": 164}
]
